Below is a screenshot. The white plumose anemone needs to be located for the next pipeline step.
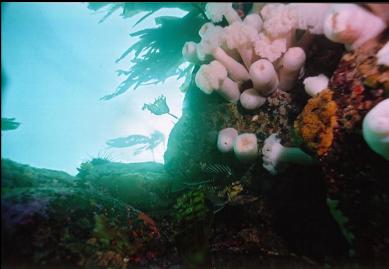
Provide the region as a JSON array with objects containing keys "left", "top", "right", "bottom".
[
  {"left": 182, "top": 41, "right": 200, "bottom": 64},
  {"left": 234, "top": 133, "right": 259, "bottom": 162},
  {"left": 278, "top": 47, "right": 306, "bottom": 92},
  {"left": 323, "top": 4, "right": 386, "bottom": 50},
  {"left": 195, "top": 60, "right": 241, "bottom": 103},
  {"left": 377, "top": 42, "right": 389, "bottom": 66},
  {"left": 240, "top": 88, "right": 266, "bottom": 110},
  {"left": 262, "top": 134, "right": 314, "bottom": 175},
  {"left": 362, "top": 99, "right": 389, "bottom": 160},
  {"left": 250, "top": 59, "right": 279, "bottom": 97},
  {"left": 243, "top": 13, "right": 263, "bottom": 33},
  {"left": 224, "top": 21, "right": 259, "bottom": 69},
  {"left": 254, "top": 33, "right": 287, "bottom": 63},
  {"left": 205, "top": 3, "right": 242, "bottom": 25},
  {"left": 196, "top": 23, "right": 249, "bottom": 82},
  {"left": 303, "top": 74, "right": 329, "bottom": 97},
  {"left": 217, "top": 128, "right": 239, "bottom": 153}
]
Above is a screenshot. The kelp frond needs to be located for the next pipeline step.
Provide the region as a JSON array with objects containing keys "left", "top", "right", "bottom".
[
  {"left": 88, "top": 2, "right": 124, "bottom": 23},
  {"left": 88, "top": 2, "right": 204, "bottom": 25},
  {"left": 98, "top": 7, "right": 207, "bottom": 100}
]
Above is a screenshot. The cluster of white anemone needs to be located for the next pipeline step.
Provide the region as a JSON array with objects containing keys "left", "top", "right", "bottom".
[
  {"left": 184, "top": 3, "right": 315, "bottom": 110},
  {"left": 182, "top": 3, "right": 388, "bottom": 173}
]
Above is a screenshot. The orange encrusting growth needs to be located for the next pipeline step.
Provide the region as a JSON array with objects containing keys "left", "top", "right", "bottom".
[{"left": 294, "top": 89, "right": 337, "bottom": 156}]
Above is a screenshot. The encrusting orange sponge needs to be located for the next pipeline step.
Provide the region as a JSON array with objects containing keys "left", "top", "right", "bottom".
[{"left": 294, "top": 89, "right": 337, "bottom": 156}]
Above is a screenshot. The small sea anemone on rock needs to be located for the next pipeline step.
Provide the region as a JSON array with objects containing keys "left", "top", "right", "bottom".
[
  {"left": 278, "top": 47, "right": 306, "bottom": 92},
  {"left": 376, "top": 41, "right": 389, "bottom": 67},
  {"left": 243, "top": 13, "right": 263, "bottom": 33},
  {"left": 362, "top": 98, "right": 389, "bottom": 160},
  {"left": 303, "top": 74, "right": 329, "bottom": 97},
  {"left": 195, "top": 60, "right": 241, "bottom": 103},
  {"left": 262, "top": 133, "right": 314, "bottom": 175},
  {"left": 240, "top": 88, "right": 267, "bottom": 110},
  {"left": 217, "top": 127, "right": 238, "bottom": 153},
  {"left": 254, "top": 32, "right": 287, "bottom": 63},
  {"left": 205, "top": 3, "right": 241, "bottom": 25},
  {"left": 294, "top": 89, "right": 337, "bottom": 156},
  {"left": 250, "top": 59, "right": 279, "bottom": 96},
  {"left": 233, "top": 133, "right": 258, "bottom": 162},
  {"left": 323, "top": 4, "right": 386, "bottom": 50}
]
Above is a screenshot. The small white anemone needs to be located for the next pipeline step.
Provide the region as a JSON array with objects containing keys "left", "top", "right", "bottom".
[
  {"left": 198, "top": 22, "right": 215, "bottom": 39},
  {"left": 195, "top": 60, "right": 241, "bottom": 103},
  {"left": 217, "top": 128, "right": 239, "bottom": 153},
  {"left": 262, "top": 134, "right": 314, "bottom": 175},
  {"left": 243, "top": 13, "right": 263, "bottom": 33},
  {"left": 288, "top": 3, "right": 331, "bottom": 34},
  {"left": 254, "top": 33, "right": 287, "bottom": 63},
  {"left": 197, "top": 22, "right": 249, "bottom": 82},
  {"left": 234, "top": 133, "right": 258, "bottom": 162},
  {"left": 377, "top": 42, "right": 389, "bottom": 66},
  {"left": 224, "top": 21, "right": 259, "bottom": 69},
  {"left": 197, "top": 23, "right": 225, "bottom": 61},
  {"left": 303, "top": 74, "right": 329, "bottom": 97},
  {"left": 182, "top": 41, "right": 200, "bottom": 64},
  {"left": 261, "top": 4, "right": 296, "bottom": 39},
  {"left": 278, "top": 47, "right": 306, "bottom": 92},
  {"left": 323, "top": 4, "right": 386, "bottom": 50},
  {"left": 362, "top": 99, "right": 389, "bottom": 160},
  {"left": 205, "top": 3, "right": 241, "bottom": 25},
  {"left": 261, "top": 3, "right": 297, "bottom": 48},
  {"left": 240, "top": 88, "right": 266, "bottom": 110},
  {"left": 250, "top": 59, "right": 279, "bottom": 97}
]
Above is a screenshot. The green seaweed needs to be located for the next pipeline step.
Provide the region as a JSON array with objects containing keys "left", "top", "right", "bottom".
[
  {"left": 174, "top": 188, "right": 212, "bottom": 229},
  {"left": 90, "top": 5, "right": 207, "bottom": 100},
  {"left": 88, "top": 3, "right": 204, "bottom": 24}
]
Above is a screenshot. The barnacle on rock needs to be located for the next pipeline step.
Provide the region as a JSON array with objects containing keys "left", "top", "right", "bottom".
[{"left": 294, "top": 89, "right": 337, "bottom": 156}]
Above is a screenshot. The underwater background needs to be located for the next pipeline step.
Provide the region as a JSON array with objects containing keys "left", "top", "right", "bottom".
[
  {"left": 2, "top": 2, "right": 186, "bottom": 174},
  {"left": 1, "top": 2, "right": 389, "bottom": 269}
]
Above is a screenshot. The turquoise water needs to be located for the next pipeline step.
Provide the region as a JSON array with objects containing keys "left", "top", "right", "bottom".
[{"left": 1, "top": 2, "right": 185, "bottom": 175}]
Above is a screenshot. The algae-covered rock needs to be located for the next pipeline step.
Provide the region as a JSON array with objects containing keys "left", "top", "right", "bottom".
[
  {"left": 76, "top": 159, "right": 174, "bottom": 213},
  {"left": 1, "top": 158, "right": 75, "bottom": 190},
  {"left": 1, "top": 185, "right": 162, "bottom": 268},
  {"left": 1, "top": 158, "right": 167, "bottom": 268},
  {"left": 173, "top": 188, "right": 214, "bottom": 268}
]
